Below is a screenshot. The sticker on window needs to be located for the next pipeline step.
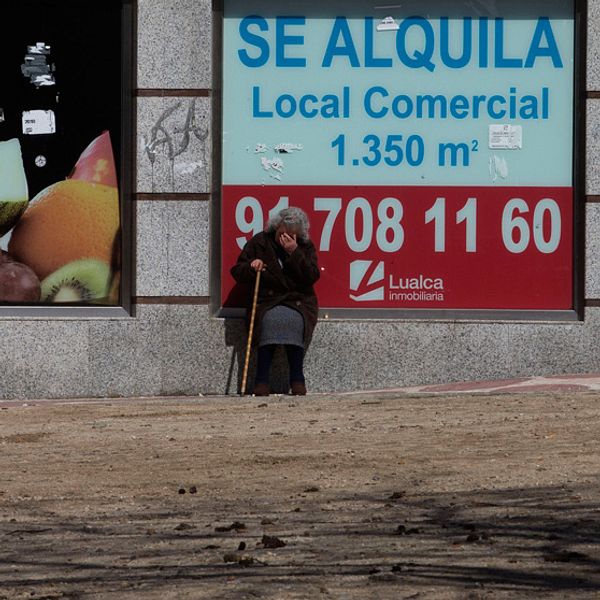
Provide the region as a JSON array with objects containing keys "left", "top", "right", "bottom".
[{"left": 22, "top": 110, "right": 56, "bottom": 135}]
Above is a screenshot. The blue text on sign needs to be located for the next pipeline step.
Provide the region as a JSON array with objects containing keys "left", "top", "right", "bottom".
[{"left": 238, "top": 16, "right": 563, "bottom": 71}]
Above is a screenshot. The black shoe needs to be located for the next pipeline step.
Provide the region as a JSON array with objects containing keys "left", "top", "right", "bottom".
[{"left": 290, "top": 381, "right": 306, "bottom": 395}]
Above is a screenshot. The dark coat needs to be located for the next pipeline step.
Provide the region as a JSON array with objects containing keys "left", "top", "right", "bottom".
[{"left": 230, "top": 231, "right": 320, "bottom": 347}]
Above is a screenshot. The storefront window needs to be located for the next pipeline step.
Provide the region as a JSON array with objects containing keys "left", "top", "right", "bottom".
[{"left": 0, "top": 1, "right": 130, "bottom": 311}]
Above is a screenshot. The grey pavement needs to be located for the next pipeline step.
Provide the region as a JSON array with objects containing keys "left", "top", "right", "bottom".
[{"left": 2, "top": 373, "right": 600, "bottom": 407}]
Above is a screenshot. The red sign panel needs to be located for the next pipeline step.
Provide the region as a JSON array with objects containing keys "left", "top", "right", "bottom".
[{"left": 222, "top": 185, "right": 573, "bottom": 310}]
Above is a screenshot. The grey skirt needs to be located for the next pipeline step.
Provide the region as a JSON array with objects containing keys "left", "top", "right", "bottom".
[{"left": 259, "top": 305, "right": 305, "bottom": 348}]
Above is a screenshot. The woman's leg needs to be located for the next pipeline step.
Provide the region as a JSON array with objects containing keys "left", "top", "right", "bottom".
[
  {"left": 254, "top": 344, "right": 276, "bottom": 393},
  {"left": 285, "top": 345, "right": 306, "bottom": 394}
]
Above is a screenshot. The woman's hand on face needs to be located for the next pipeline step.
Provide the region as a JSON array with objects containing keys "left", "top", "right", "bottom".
[
  {"left": 250, "top": 259, "right": 266, "bottom": 272},
  {"left": 279, "top": 232, "right": 298, "bottom": 255}
]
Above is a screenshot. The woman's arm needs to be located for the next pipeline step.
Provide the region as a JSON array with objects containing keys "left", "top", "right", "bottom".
[
  {"left": 230, "top": 238, "right": 258, "bottom": 284},
  {"left": 284, "top": 240, "right": 320, "bottom": 286},
  {"left": 231, "top": 235, "right": 280, "bottom": 288}
]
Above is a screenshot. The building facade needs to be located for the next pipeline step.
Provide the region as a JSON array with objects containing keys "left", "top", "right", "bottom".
[{"left": 0, "top": 0, "right": 598, "bottom": 398}]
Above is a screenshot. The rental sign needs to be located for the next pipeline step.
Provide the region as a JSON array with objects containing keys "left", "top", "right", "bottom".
[{"left": 221, "top": 0, "right": 575, "bottom": 313}]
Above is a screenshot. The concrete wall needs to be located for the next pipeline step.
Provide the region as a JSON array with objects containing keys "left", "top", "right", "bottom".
[{"left": 1, "top": 0, "right": 600, "bottom": 399}]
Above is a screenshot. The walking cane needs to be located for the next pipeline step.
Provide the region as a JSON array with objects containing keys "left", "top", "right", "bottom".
[{"left": 241, "top": 269, "right": 261, "bottom": 395}]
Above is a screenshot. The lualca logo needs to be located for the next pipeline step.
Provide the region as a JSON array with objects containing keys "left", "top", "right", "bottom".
[
  {"left": 349, "top": 260, "right": 385, "bottom": 301},
  {"left": 350, "top": 262, "right": 446, "bottom": 303}
]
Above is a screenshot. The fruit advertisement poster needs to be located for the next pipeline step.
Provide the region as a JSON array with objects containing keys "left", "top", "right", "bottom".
[{"left": 0, "top": 2, "right": 123, "bottom": 306}]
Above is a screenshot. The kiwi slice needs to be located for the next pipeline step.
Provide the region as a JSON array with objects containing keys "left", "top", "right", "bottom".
[{"left": 41, "top": 259, "right": 110, "bottom": 303}]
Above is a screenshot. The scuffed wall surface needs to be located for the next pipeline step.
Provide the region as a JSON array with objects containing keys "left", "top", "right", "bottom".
[
  {"left": 0, "top": 305, "right": 599, "bottom": 399},
  {"left": 137, "top": 97, "right": 211, "bottom": 194}
]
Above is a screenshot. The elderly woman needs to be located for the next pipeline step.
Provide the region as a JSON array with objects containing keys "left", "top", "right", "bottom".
[{"left": 231, "top": 207, "right": 320, "bottom": 396}]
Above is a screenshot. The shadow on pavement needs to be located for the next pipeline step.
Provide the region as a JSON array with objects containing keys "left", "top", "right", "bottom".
[{"left": 1, "top": 482, "right": 599, "bottom": 597}]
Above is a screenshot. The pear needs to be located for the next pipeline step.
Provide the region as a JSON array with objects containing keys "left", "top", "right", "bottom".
[{"left": 0, "top": 139, "right": 28, "bottom": 237}]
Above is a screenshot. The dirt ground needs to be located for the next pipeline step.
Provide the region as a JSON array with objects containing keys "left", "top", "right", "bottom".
[{"left": 0, "top": 390, "right": 599, "bottom": 599}]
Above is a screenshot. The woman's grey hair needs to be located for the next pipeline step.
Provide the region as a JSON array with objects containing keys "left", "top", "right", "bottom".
[{"left": 265, "top": 206, "right": 310, "bottom": 241}]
